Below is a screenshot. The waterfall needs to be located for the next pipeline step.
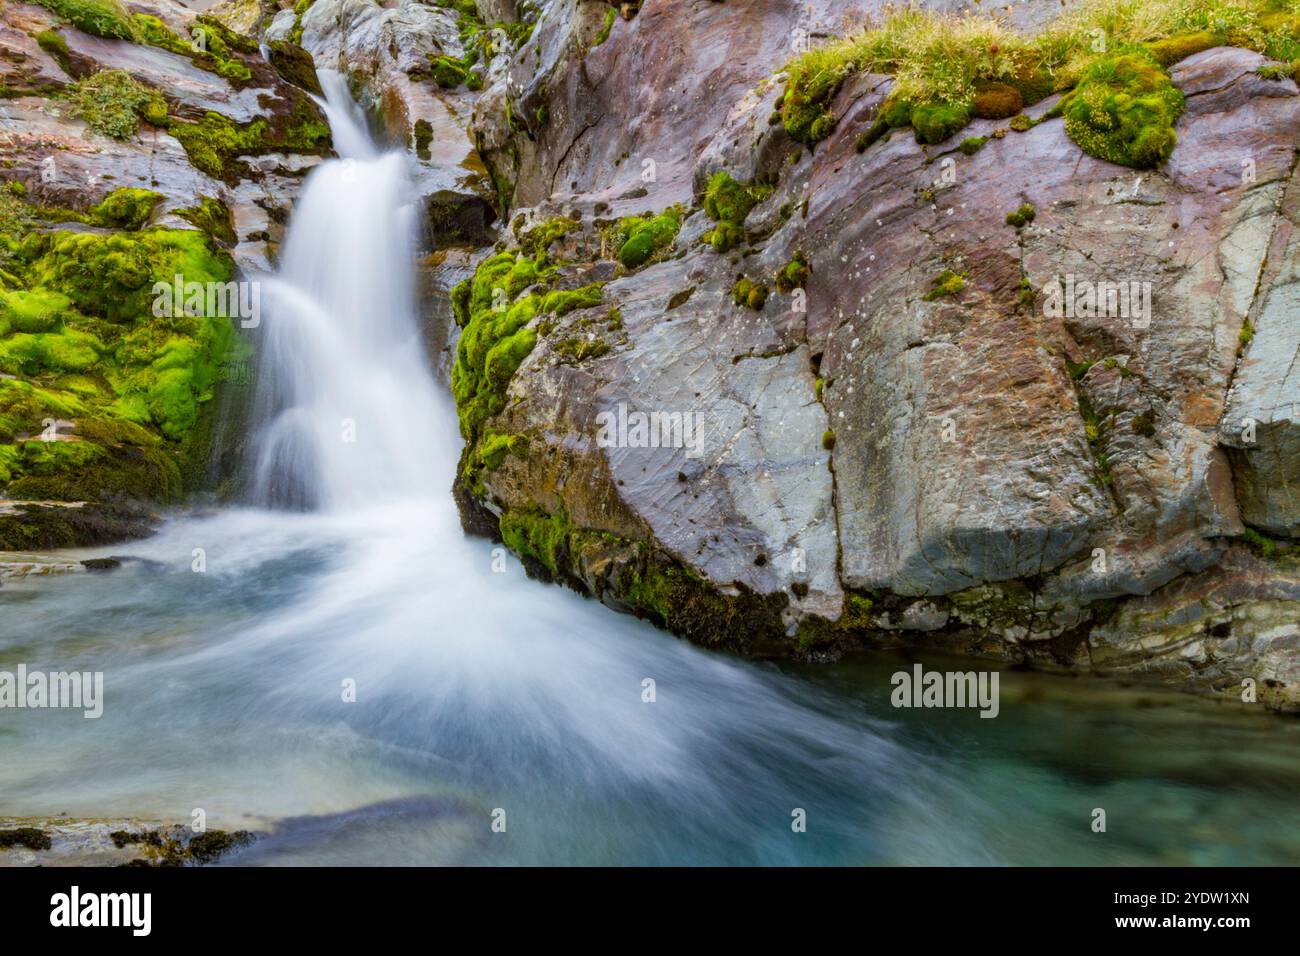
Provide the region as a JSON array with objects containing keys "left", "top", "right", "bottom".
[{"left": 250, "top": 70, "right": 453, "bottom": 510}]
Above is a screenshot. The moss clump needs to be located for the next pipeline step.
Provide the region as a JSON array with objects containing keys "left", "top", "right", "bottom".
[
  {"left": 1062, "top": 54, "right": 1185, "bottom": 169},
  {"left": 703, "top": 172, "right": 763, "bottom": 252},
  {"left": 266, "top": 39, "right": 321, "bottom": 95},
  {"left": 909, "top": 100, "right": 971, "bottom": 144},
  {"left": 175, "top": 196, "right": 236, "bottom": 245},
  {"left": 774, "top": 250, "right": 809, "bottom": 293},
  {"left": 68, "top": 70, "right": 168, "bottom": 140},
  {"left": 614, "top": 207, "right": 681, "bottom": 269},
  {"left": 88, "top": 187, "right": 164, "bottom": 230},
  {"left": 131, "top": 14, "right": 253, "bottom": 85},
  {"left": 36, "top": 30, "right": 71, "bottom": 74},
  {"left": 0, "top": 227, "right": 243, "bottom": 506},
  {"left": 413, "top": 118, "right": 433, "bottom": 160},
  {"left": 170, "top": 103, "right": 331, "bottom": 184},
  {"left": 778, "top": 53, "right": 852, "bottom": 145},
  {"left": 554, "top": 336, "right": 610, "bottom": 363},
  {"left": 732, "top": 277, "right": 768, "bottom": 310},
  {"left": 923, "top": 269, "right": 966, "bottom": 301},
  {"left": 959, "top": 135, "right": 988, "bottom": 155},
  {"left": 1009, "top": 113, "right": 1035, "bottom": 132},
  {"left": 111, "top": 827, "right": 254, "bottom": 866},
  {"left": 1131, "top": 410, "right": 1156, "bottom": 436},
  {"left": 429, "top": 54, "right": 468, "bottom": 88},
  {"left": 0, "top": 827, "right": 52, "bottom": 851},
  {"left": 1005, "top": 203, "right": 1036, "bottom": 227},
  {"left": 822, "top": 429, "right": 836, "bottom": 451},
  {"left": 594, "top": 5, "right": 617, "bottom": 46},
  {"left": 1241, "top": 526, "right": 1278, "bottom": 558},
  {"left": 35, "top": 0, "right": 132, "bottom": 39},
  {"left": 972, "top": 80, "right": 1024, "bottom": 119}
]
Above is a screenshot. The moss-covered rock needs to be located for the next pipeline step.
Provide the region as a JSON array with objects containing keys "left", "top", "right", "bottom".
[
  {"left": 35, "top": 0, "right": 132, "bottom": 40},
  {"left": 1062, "top": 54, "right": 1185, "bottom": 169},
  {"left": 266, "top": 39, "right": 322, "bottom": 95},
  {"left": 68, "top": 70, "right": 168, "bottom": 140},
  {"left": 0, "top": 226, "right": 246, "bottom": 506},
  {"left": 613, "top": 207, "right": 681, "bottom": 269},
  {"left": 170, "top": 101, "right": 331, "bottom": 184}
]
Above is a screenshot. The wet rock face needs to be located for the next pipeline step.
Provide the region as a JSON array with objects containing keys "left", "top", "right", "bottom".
[{"left": 448, "top": 1, "right": 1300, "bottom": 703}]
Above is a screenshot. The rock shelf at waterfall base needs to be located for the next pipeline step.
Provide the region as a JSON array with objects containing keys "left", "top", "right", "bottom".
[{"left": 0, "top": 0, "right": 1298, "bottom": 715}]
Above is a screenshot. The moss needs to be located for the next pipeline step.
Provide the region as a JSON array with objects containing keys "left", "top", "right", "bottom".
[
  {"left": 731, "top": 277, "right": 768, "bottom": 310},
  {"left": 88, "top": 188, "right": 163, "bottom": 231},
  {"left": 614, "top": 208, "right": 681, "bottom": 269},
  {"left": 1005, "top": 203, "right": 1036, "bottom": 228},
  {"left": 1241, "top": 526, "right": 1278, "bottom": 558},
  {"left": 971, "top": 81, "right": 1023, "bottom": 119},
  {"left": 1255, "top": 62, "right": 1291, "bottom": 79},
  {"left": 35, "top": 0, "right": 132, "bottom": 40},
  {"left": 1062, "top": 53, "right": 1184, "bottom": 169},
  {"left": 541, "top": 283, "right": 604, "bottom": 316},
  {"left": 170, "top": 104, "right": 330, "bottom": 184},
  {"left": 923, "top": 269, "right": 966, "bottom": 301},
  {"left": 0, "top": 827, "right": 51, "bottom": 851},
  {"left": 594, "top": 5, "right": 617, "bottom": 46},
  {"left": 779, "top": 53, "right": 852, "bottom": 145},
  {"left": 429, "top": 54, "right": 468, "bottom": 89},
  {"left": 909, "top": 101, "right": 971, "bottom": 144},
  {"left": 554, "top": 336, "right": 610, "bottom": 362},
  {"left": 262, "top": 39, "right": 319, "bottom": 95},
  {"left": 175, "top": 196, "right": 236, "bottom": 245},
  {"left": 1009, "top": 113, "right": 1035, "bottom": 132},
  {"left": 774, "top": 250, "right": 809, "bottom": 293},
  {"left": 68, "top": 70, "right": 168, "bottom": 140},
  {"left": 959, "top": 135, "right": 988, "bottom": 155},
  {"left": 702, "top": 172, "right": 761, "bottom": 252},
  {"left": 111, "top": 827, "right": 254, "bottom": 866},
  {"left": 36, "top": 29, "right": 71, "bottom": 74},
  {"left": 520, "top": 216, "right": 576, "bottom": 261},
  {"left": 1131, "top": 410, "right": 1156, "bottom": 436},
  {"left": 1144, "top": 30, "right": 1223, "bottom": 66},
  {"left": 413, "top": 118, "right": 433, "bottom": 160},
  {"left": 821, "top": 429, "right": 836, "bottom": 451},
  {"left": 130, "top": 13, "right": 253, "bottom": 85}
]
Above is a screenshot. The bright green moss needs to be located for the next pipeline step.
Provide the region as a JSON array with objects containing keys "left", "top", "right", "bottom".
[
  {"left": 923, "top": 269, "right": 966, "bottom": 301},
  {"left": 774, "top": 251, "right": 809, "bottom": 293},
  {"left": 1062, "top": 54, "right": 1185, "bottom": 169},
  {"left": 541, "top": 283, "right": 604, "bottom": 316},
  {"left": 614, "top": 208, "right": 681, "bottom": 269},
  {"left": 429, "top": 54, "right": 468, "bottom": 88},
  {"left": 88, "top": 188, "right": 164, "bottom": 230},
  {"left": 68, "top": 70, "right": 168, "bottom": 140},
  {"left": 0, "top": 290, "right": 72, "bottom": 335},
  {"left": 959, "top": 135, "right": 988, "bottom": 155},
  {"left": 36, "top": 30, "right": 71, "bottom": 74},
  {"left": 175, "top": 196, "right": 237, "bottom": 245},
  {"left": 594, "top": 6, "right": 617, "bottom": 46},
  {"left": 35, "top": 0, "right": 132, "bottom": 39},
  {"left": 170, "top": 104, "right": 330, "bottom": 184},
  {"left": 909, "top": 101, "right": 971, "bottom": 144},
  {"left": 779, "top": 53, "right": 853, "bottom": 145},
  {"left": 702, "top": 172, "right": 761, "bottom": 253},
  {"left": 554, "top": 336, "right": 610, "bottom": 362}
]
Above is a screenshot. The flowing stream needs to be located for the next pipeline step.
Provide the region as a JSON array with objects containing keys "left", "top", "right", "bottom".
[{"left": 3, "top": 74, "right": 1300, "bottom": 866}]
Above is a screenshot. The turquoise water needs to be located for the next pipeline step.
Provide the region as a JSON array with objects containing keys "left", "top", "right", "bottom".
[{"left": 2, "top": 502, "right": 1298, "bottom": 866}]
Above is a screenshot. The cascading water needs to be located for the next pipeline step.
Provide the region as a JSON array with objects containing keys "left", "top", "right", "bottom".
[
  {"left": 3, "top": 74, "right": 1298, "bottom": 866},
  {"left": 251, "top": 71, "right": 449, "bottom": 509}
]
